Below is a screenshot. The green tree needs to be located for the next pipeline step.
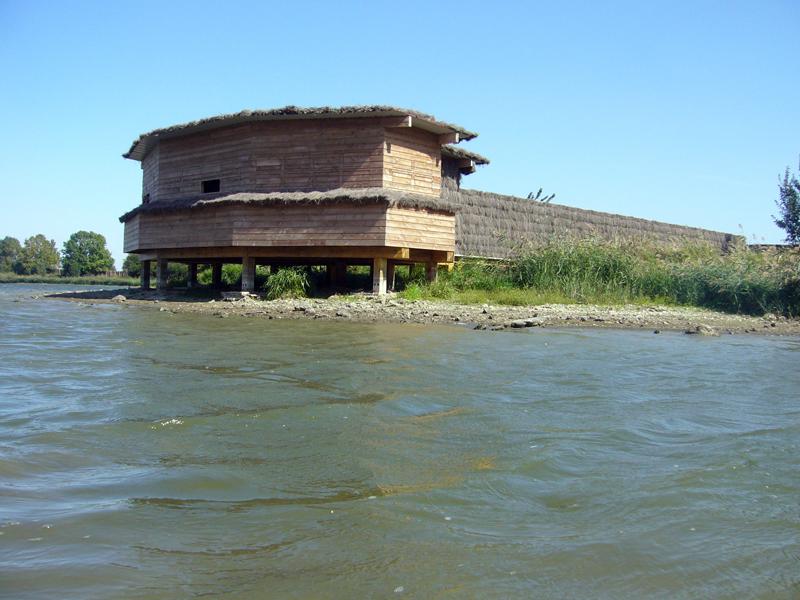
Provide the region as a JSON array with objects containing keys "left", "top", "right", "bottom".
[
  {"left": 0, "top": 237, "right": 21, "bottom": 272},
  {"left": 18, "top": 235, "right": 60, "bottom": 274},
  {"left": 61, "top": 231, "right": 114, "bottom": 276},
  {"left": 774, "top": 161, "right": 800, "bottom": 244},
  {"left": 122, "top": 254, "right": 141, "bottom": 277}
]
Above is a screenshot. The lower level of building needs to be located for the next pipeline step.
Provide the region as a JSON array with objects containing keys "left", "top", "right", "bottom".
[{"left": 136, "top": 245, "right": 452, "bottom": 294}]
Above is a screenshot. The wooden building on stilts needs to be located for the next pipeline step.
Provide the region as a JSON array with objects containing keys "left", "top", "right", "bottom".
[
  {"left": 120, "top": 105, "right": 735, "bottom": 294},
  {"left": 120, "top": 106, "right": 484, "bottom": 295}
]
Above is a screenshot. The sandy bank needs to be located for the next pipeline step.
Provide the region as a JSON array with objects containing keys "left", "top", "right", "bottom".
[{"left": 42, "top": 288, "right": 800, "bottom": 336}]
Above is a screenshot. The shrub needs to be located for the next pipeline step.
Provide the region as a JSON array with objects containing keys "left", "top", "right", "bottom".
[
  {"left": 264, "top": 267, "right": 309, "bottom": 300},
  {"left": 167, "top": 263, "right": 188, "bottom": 287},
  {"left": 222, "top": 264, "right": 242, "bottom": 287}
]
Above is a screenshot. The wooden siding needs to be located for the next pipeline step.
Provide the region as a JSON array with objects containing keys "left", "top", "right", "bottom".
[
  {"left": 151, "top": 119, "right": 385, "bottom": 203},
  {"left": 124, "top": 204, "right": 455, "bottom": 255},
  {"left": 123, "top": 214, "right": 140, "bottom": 252},
  {"left": 141, "top": 146, "right": 159, "bottom": 202},
  {"left": 384, "top": 207, "right": 454, "bottom": 252},
  {"left": 383, "top": 128, "right": 442, "bottom": 197},
  {"left": 125, "top": 204, "right": 386, "bottom": 252}
]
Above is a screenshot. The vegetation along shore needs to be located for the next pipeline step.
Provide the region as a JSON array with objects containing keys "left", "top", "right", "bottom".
[{"left": 41, "top": 238, "right": 800, "bottom": 336}]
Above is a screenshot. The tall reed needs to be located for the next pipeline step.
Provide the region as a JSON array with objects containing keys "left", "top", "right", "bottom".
[{"left": 400, "top": 238, "right": 800, "bottom": 316}]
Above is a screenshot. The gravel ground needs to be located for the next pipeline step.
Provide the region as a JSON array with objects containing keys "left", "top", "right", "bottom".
[{"left": 44, "top": 288, "right": 800, "bottom": 336}]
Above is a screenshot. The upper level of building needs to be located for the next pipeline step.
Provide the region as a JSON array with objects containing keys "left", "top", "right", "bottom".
[{"left": 124, "top": 106, "right": 489, "bottom": 205}]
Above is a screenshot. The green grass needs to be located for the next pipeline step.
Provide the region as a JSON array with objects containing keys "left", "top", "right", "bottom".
[
  {"left": 397, "top": 239, "right": 800, "bottom": 316},
  {"left": 263, "top": 267, "right": 310, "bottom": 300},
  {"left": 0, "top": 273, "right": 138, "bottom": 286}
]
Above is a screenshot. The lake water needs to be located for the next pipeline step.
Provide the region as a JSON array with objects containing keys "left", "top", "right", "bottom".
[{"left": 1, "top": 283, "right": 798, "bottom": 599}]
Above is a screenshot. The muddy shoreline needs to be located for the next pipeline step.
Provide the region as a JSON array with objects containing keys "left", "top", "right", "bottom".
[{"left": 41, "top": 288, "right": 800, "bottom": 336}]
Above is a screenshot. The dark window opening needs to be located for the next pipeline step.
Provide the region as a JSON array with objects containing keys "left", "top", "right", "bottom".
[
  {"left": 142, "top": 193, "right": 151, "bottom": 204},
  {"left": 202, "top": 179, "right": 220, "bottom": 193}
]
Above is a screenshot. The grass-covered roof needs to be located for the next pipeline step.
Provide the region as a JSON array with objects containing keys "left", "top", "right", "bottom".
[
  {"left": 119, "top": 188, "right": 458, "bottom": 222},
  {"left": 124, "top": 105, "right": 478, "bottom": 160}
]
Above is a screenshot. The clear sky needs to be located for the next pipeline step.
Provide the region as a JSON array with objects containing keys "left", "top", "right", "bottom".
[{"left": 1, "top": 0, "right": 798, "bottom": 266}]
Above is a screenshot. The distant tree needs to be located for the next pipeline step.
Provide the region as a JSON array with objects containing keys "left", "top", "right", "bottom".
[
  {"left": 0, "top": 237, "right": 22, "bottom": 272},
  {"left": 18, "top": 235, "right": 60, "bottom": 274},
  {"left": 527, "top": 188, "right": 556, "bottom": 204},
  {"left": 774, "top": 161, "right": 800, "bottom": 244},
  {"left": 61, "top": 231, "right": 114, "bottom": 276},
  {"left": 122, "top": 254, "right": 141, "bottom": 277}
]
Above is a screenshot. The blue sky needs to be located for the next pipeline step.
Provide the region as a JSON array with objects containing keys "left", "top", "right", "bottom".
[{"left": 1, "top": 0, "right": 798, "bottom": 266}]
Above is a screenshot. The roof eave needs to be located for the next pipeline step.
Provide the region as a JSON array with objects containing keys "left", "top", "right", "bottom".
[{"left": 123, "top": 106, "right": 478, "bottom": 161}]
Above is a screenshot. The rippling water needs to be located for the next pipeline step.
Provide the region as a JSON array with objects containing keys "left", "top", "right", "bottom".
[{"left": 1, "top": 284, "right": 799, "bottom": 599}]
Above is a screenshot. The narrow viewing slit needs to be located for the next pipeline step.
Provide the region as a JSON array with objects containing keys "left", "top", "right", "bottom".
[{"left": 201, "top": 179, "right": 220, "bottom": 193}]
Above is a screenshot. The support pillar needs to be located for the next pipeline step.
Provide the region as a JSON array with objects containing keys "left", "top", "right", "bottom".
[
  {"left": 372, "top": 257, "right": 387, "bottom": 295},
  {"left": 140, "top": 260, "right": 151, "bottom": 290},
  {"left": 156, "top": 259, "right": 169, "bottom": 291},
  {"left": 425, "top": 261, "right": 438, "bottom": 283},
  {"left": 212, "top": 262, "right": 222, "bottom": 289},
  {"left": 331, "top": 260, "right": 347, "bottom": 290},
  {"left": 326, "top": 263, "right": 335, "bottom": 288},
  {"left": 386, "top": 261, "right": 396, "bottom": 292},
  {"left": 242, "top": 256, "right": 256, "bottom": 292},
  {"left": 187, "top": 263, "right": 198, "bottom": 289}
]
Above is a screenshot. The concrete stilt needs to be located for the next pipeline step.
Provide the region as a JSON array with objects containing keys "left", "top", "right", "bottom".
[
  {"left": 140, "top": 260, "right": 151, "bottom": 290},
  {"left": 242, "top": 256, "right": 256, "bottom": 292},
  {"left": 372, "top": 257, "right": 388, "bottom": 295},
  {"left": 156, "top": 259, "right": 169, "bottom": 291}
]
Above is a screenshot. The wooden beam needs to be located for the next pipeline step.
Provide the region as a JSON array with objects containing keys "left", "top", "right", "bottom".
[
  {"left": 332, "top": 260, "right": 347, "bottom": 289},
  {"left": 382, "top": 115, "right": 413, "bottom": 128},
  {"left": 425, "top": 261, "right": 438, "bottom": 283},
  {"left": 242, "top": 256, "right": 256, "bottom": 292},
  {"left": 439, "top": 132, "right": 460, "bottom": 145},
  {"left": 212, "top": 262, "right": 222, "bottom": 288},
  {"left": 408, "top": 249, "right": 454, "bottom": 263},
  {"left": 386, "top": 261, "right": 396, "bottom": 292},
  {"left": 457, "top": 159, "right": 476, "bottom": 174},
  {"left": 140, "top": 246, "right": 411, "bottom": 261},
  {"left": 140, "top": 260, "right": 151, "bottom": 290},
  {"left": 156, "top": 258, "right": 168, "bottom": 290},
  {"left": 187, "top": 263, "right": 198, "bottom": 289}
]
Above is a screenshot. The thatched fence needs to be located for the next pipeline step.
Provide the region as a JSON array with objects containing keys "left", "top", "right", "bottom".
[{"left": 447, "top": 189, "right": 738, "bottom": 258}]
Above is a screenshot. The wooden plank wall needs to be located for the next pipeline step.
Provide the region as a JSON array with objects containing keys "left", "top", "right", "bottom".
[
  {"left": 148, "top": 119, "right": 385, "bottom": 202},
  {"left": 124, "top": 204, "right": 456, "bottom": 254},
  {"left": 123, "top": 214, "right": 140, "bottom": 252},
  {"left": 384, "top": 207, "right": 454, "bottom": 252},
  {"left": 125, "top": 204, "right": 389, "bottom": 252},
  {"left": 250, "top": 121, "right": 384, "bottom": 192},
  {"left": 383, "top": 128, "right": 442, "bottom": 197},
  {"left": 141, "top": 146, "right": 159, "bottom": 202}
]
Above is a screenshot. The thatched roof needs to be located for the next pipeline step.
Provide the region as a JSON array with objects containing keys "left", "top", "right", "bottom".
[
  {"left": 124, "top": 105, "right": 478, "bottom": 160},
  {"left": 441, "top": 145, "right": 490, "bottom": 165},
  {"left": 120, "top": 188, "right": 457, "bottom": 222}
]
